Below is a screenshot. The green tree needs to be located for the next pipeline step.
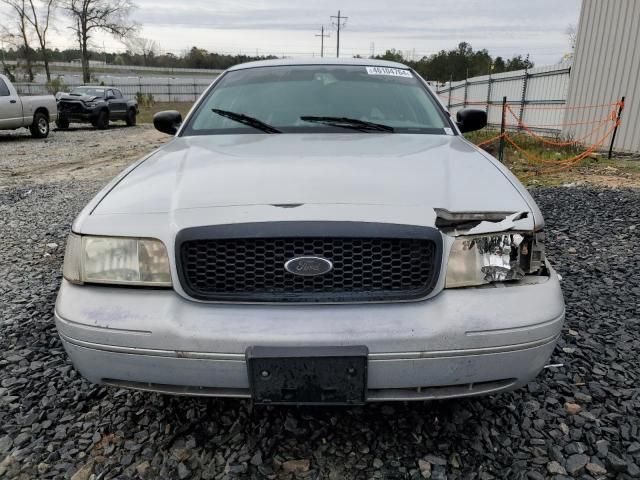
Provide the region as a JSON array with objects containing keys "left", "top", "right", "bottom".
[
  {"left": 379, "top": 43, "right": 535, "bottom": 82},
  {"left": 506, "top": 54, "right": 533, "bottom": 71},
  {"left": 493, "top": 56, "right": 506, "bottom": 73},
  {"left": 377, "top": 49, "right": 404, "bottom": 63}
]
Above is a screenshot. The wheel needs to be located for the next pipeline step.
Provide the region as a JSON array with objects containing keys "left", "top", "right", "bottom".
[
  {"left": 56, "top": 118, "right": 69, "bottom": 129},
  {"left": 30, "top": 112, "right": 49, "bottom": 138},
  {"left": 125, "top": 108, "right": 137, "bottom": 126},
  {"left": 95, "top": 110, "right": 109, "bottom": 129}
]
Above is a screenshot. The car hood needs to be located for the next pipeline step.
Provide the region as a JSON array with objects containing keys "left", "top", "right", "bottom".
[
  {"left": 89, "top": 133, "right": 537, "bottom": 229},
  {"left": 59, "top": 94, "right": 100, "bottom": 102}
]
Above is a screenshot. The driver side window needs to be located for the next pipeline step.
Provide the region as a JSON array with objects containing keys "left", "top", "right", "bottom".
[{"left": 0, "top": 78, "right": 10, "bottom": 97}]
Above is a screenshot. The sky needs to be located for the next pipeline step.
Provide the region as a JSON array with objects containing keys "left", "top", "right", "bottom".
[{"left": 2, "top": 0, "right": 582, "bottom": 66}]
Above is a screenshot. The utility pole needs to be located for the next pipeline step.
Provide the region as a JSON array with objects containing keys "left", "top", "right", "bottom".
[
  {"left": 315, "top": 25, "right": 330, "bottom": 58},
  {"left": 330, "top": 10, "right": 348, "bottom": 58}
]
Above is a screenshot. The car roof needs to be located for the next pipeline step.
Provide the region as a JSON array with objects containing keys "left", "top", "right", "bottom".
[
  {"left": 75, "top": 86, "right": 119, "bottom": 90},
  {"left": 227, "top": 57, "right": 410, "bottom": 71}
]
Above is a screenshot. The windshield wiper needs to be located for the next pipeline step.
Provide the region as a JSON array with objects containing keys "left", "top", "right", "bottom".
[
  {"left": 300, "top": 116, "right": 394, "bottom": 133},
  {"left": 212, "top": 108, "right": 281, "bottom": 134}
]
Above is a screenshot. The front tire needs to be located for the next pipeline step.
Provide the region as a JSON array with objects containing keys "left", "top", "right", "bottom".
[
  {"left": 56, "top": 118, "right": 70, "bottom": 129},
  {"left": 95, "top": 110, "right": 109, "bottom": 130},
  {"left": 30, "top": 112, "right": 49, "bottom": 138},
  {"left": 125, "top": 108, "right": 137, "bottom": 126}
]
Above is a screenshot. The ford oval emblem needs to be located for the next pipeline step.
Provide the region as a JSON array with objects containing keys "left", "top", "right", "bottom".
[{"left": 284, "top": 256, "right": 333, "bottom": 276}]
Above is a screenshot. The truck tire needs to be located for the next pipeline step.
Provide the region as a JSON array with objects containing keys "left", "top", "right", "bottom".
[
  {"left": 125, "top": 108, "right": 137, "bottom": 126},
  {"left": 30, "top": 112, "right": 50, "bottom": 138},
  {"left": 56, "top": 118, "right": 70, "bottom": 129},
  {"left": 95, "top": 110, "right": 109, "bottom": 130}
]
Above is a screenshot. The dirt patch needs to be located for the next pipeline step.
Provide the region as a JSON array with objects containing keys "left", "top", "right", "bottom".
[
  {"left": 0, "top": 125, "right": 170, "bottom": 189},
  {"left": 523, "top": 160, "right": 640, "bottom": 188},
  {"left": 575, "top": 172, "right": 640, "bottom": 189}
]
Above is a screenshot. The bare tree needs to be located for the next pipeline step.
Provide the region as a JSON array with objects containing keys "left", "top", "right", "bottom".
[
  {"left": 62, "top": 0, "right": 137, "bottom": 82},
  {"left": 0, "top": 37, "right": 17, "bottom": 80},
  {"left": 124, "top": 36, "right": 158, "bottom": 66},
  {"left": 1, "top": 0, "right": 36, "bottom": 81},
  {"left": 24, "top": 0, "right": 57, "bottom": 81}
]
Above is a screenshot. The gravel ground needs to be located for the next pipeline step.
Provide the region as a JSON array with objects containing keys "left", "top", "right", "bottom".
[{"left": 1, "top": 128, "right": 640, "bottom": 479}]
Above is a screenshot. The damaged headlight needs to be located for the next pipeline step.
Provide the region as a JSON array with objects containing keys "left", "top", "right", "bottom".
[
  {"left": 63, "top": 233, "right": 172, "bottom": 286},
  {"left": 445, "top": 232, "right": 545, "bottom": 288}
]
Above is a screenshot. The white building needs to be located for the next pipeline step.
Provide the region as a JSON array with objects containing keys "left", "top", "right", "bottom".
[{"left": 564, "top": 0, "right": 640, "bottom": 153}]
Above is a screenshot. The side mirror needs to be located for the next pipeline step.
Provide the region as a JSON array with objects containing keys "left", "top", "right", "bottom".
[
  {"left": 106, "top": 94, "right": 115, "bottom": 100},
  {"left": 154, "top": 110, "right": 182, "bottom": 135},
  {"left": 456, "top": 109, "right": 487, "bottom": 133}
]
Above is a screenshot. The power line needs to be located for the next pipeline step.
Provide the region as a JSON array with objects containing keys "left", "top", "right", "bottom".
[
  {"left": 315, "top": 25, "right": 330, "bottom": 58},
  {"left": 330, "top": 10, "right": 348, "bottom": 58}
]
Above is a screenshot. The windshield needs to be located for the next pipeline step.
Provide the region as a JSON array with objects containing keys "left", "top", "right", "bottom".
[
  {"left": 184, "top": 65, "right": 451, "bottom": 135},
  {"left": 69, "top": 87, "right": 106, "bottom": 97}
]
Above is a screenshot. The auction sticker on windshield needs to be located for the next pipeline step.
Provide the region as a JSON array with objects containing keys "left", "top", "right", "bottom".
[{"left": 366, "top": 66, "right": 413, "bottom": 77}]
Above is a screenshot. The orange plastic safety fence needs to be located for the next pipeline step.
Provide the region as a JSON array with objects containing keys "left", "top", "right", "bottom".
[
  {"left": 504, "top": 117, "right": 616, "bottom": 128},
  {"left": 475, "top": 133, "right": 505, "bottom": 148},
  {"left": 503, "top": 120, "right": 619, "bottom": 170},
  {"left": 505, "top": 135, "right": 593, "bottom": 166},
  {"left": 466, "top": 97, "right": 622, "bottom": 176},
  {"left": 520, "top": 102, "right": 621, "bottom": 110},
  {"left": 505, "top": 105, "right": 617, "bottom": 147}
]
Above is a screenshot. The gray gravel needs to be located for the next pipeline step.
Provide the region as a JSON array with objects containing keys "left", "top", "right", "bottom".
[{"left": 1, "top": 144, "right": 639, "bottom": 479}]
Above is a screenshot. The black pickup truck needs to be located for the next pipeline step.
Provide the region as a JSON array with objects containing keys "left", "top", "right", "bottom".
[{"left": 56, "top": 86, "right": 138, "bottom": 129}]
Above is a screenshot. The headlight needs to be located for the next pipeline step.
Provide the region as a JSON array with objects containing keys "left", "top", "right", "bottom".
[
  {"left": 63, "top": 233, "right": 172, "bottom": 286},
  {"left": 445, "top": 232, "right": 545, "bottom": 288}
]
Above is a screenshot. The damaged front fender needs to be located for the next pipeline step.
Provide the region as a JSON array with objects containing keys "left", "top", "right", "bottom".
[
  {"left": 434, "top": 209, "right": 535, "bottom": 236},
  {"left": 435, "top": 209, "right": 547, "bottom": 288}
]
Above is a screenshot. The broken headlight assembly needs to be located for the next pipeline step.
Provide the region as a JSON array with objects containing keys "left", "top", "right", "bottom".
[
  {"left": 445, "top": 232, "right": 546, "bottom": 288},
  {"left": 63, "top": 233, "right": 172, "bottom": 287}
]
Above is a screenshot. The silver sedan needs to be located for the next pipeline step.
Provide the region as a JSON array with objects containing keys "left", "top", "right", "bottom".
[{"left": 55, "top": 58, "right": 564, "bottom": 405}]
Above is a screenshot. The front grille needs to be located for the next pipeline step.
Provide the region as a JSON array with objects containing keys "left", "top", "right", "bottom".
[
  {"left": 59, "top": 101, "right": 83, "bottom": 113},
  {"left": 177, "top": 223, "right": 441, "bottom": 303}
]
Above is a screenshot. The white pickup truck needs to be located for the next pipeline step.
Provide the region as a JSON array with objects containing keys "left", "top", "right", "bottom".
[{"left": 0, "top": 74, "right": 57, "bottom": 138}]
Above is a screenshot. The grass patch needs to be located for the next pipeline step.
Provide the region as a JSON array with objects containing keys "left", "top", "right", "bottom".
[{"left": 137, "top": 102, "right": 194, "bottom": 125}]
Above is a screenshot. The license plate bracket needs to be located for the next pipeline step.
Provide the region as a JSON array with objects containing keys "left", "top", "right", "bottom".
[{"left": 246, "top": 346, "right": 368, "bottom": 405}]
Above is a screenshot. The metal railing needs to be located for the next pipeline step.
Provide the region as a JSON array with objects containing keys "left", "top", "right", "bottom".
[{"left": 13, "top": 81, "right": 214, "bottom": 102}]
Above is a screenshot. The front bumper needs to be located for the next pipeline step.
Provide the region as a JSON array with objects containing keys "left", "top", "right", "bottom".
[
  {"left": 57, "top": 106, "right": 100, "bottom": 123},
  {"left": 55, "top": 269, "right": 565, "bottom": 402}
]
